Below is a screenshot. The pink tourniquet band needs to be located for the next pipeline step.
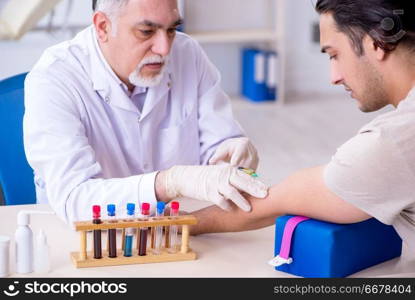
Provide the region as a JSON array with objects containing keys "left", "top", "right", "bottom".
[{"left": 278, "top": 216, "right": 310, "bottom": 259}]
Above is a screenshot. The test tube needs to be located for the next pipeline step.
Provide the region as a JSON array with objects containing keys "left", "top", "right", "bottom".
[
  {"left": 164, "top": 226, "right": 170, "bottom": 248},
  {"left": 153, "top": 202, "right": 165, "bottom": 255},
  {"left": 107, "top": 204, "right": 117, "bottom": 258},
  {"left": 138, "top": 203, "right": 150, "bottom": 256},
  {"left": 92, "top": 205, "right": 102, "bottom": 259},
  {"left": 123, "top": 203, "right": 135, "bottom": 257},
  {"left": 168, "top": 201, "right": 180, "bottom": 253}
]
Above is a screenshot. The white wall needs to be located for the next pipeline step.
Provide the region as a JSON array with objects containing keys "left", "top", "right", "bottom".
[
  {"left": 0, "top": 0, "right": 341, "bottom": 98},
  {"left": 184, "top": 0, "right": 341, "bottom": 97},
  {"left": 184, "top": 0, "right": 274, "bottom": 96},
  {"left": 283, "top": 0, "right": 340, "bottom": 96}
]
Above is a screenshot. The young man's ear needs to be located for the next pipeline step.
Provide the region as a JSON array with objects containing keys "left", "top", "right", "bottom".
[
  {"left": 364, "top": 35, "right": 388, "bottom": 61},
  {"left": 93, "top": 12, "right": 111, "bottom": 43}
]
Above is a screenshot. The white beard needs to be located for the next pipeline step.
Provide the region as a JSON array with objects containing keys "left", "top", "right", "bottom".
[{"left": 128, "top": 55, "right": 168, "bottom": 88}]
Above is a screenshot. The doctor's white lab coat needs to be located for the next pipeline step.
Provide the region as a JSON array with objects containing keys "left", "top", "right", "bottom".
[{"left": 23, "top": 26, "right": 244, "bottom": 223}]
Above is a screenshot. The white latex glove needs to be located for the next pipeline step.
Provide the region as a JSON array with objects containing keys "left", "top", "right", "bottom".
[
  {"left": 164, "top": 165, "right": 268, "bottom": 212},
  {"left": 209, "top": 137, "right": 259, "bottom": 170}
]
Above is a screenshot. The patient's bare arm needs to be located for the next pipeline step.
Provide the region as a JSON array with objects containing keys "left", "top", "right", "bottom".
[{"left": 190, "top": 165, "right": 371, "bottom": 235}]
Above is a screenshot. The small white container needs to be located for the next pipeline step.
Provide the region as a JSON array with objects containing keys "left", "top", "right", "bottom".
[
  {"left": 34, "top": 230, "right": 50, "bottom": 274},
  {"left": 0, "top": 235, "right": 10, "bottom": 277}
]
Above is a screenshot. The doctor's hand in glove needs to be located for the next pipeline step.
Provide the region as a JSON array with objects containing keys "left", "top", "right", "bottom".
[
  {"left": 209, "top": 137, "right": 259, "bottom": 170},
  {"left": 160, "top": 165, "right": 268, "bottom": 212}
]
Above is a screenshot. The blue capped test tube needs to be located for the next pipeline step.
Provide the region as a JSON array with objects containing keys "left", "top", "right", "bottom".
[
  {"left": 123, "top": 203, "right": 135, "bottom": 257},
  {"left": 107, "top": 204, "right": 117, "bottom": 258},
  {"left": 153, "top": 202, "right": 165, "bottom": 255}
]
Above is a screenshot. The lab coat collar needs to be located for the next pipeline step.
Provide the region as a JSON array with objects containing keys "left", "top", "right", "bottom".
[{"left": 87, "top": 26, "right": 172, "bottom": 116}]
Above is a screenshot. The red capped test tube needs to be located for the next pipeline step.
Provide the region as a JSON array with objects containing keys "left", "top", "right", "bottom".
[
  {"left": 92, "top": 205, "right": 102, "bottom": 259},
  {"left": 168, "top": 201, "right": 180, "bottom": 253},
  {"left": 138, "top": 203, "right": 150, "bottom": 256}
]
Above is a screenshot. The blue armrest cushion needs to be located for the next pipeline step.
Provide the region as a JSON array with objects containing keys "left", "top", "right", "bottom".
[{"left": 274, "top": 216, "right": 402, "bottom": 278}]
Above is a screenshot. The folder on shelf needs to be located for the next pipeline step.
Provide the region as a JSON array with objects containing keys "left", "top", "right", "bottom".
[
  {"left": 241, "top": 48, "right": 278, "bottom": 102},
  {"left": 267, "top": 52, "right": 278, "bottom": 99}
]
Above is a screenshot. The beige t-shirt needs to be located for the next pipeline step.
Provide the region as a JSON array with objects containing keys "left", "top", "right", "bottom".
[{"left": 324, "top": 88, "right": 415, "bottom": 250}]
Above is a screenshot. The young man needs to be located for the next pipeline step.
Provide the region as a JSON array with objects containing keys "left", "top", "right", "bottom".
[
  {"left": 191, "top": 0, "right": 415, "bottom": 251},
  {"left": 23, "top": 0, "right": 267, "bottom": 223}
]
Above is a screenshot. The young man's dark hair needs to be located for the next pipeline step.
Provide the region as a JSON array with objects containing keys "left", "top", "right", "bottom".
[
  {"left": 315, "top": 0, "right": 415, "bottom": 55},
  {"left": 92, "top": 0, "right": 97, "bottom": 11}
]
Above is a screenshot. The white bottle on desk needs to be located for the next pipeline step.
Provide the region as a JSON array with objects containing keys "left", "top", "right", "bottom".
[
  {"left": 15, "top": 211, "right": 33, "bottom": 274},
  {"left": 15, "top": 210, "right": 55, "bottom": 274}
]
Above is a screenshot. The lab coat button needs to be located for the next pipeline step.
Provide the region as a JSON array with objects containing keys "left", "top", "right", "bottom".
[{"left": 105, "top": 97, "right": 110, "bottom": 103}]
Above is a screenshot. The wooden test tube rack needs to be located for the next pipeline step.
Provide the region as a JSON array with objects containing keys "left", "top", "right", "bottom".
[{"left": 70, "top": 215, "right": 198, "bottom": 268}]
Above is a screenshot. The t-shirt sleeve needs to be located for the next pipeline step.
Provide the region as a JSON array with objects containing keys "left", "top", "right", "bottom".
[{"left": 324, "top": 129, "right": 415, "bottom": 225}]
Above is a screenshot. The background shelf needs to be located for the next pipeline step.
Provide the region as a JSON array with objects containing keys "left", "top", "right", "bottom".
[{"left": 190, "top": 29, "right": 278, "bottom": 44}]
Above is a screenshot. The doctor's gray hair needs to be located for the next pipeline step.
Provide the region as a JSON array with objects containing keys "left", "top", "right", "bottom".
[
  {"left": 92, "top": 0, "right": 130, "bottom": 35},
  {"left": 93, "top": 0, "right": 130, "bottom": 14}
]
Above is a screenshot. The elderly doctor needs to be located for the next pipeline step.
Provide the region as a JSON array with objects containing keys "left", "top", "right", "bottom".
[{"left": 23, "top": 0, "right": 267, "bottom": 223}]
